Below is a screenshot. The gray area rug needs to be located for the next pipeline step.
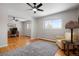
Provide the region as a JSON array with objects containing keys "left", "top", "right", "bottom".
[{"left": 0, "top": 41, "right": 58, "bottom": 56}]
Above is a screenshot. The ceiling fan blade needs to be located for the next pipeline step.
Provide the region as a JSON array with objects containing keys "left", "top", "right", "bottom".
[
  {"left": 15, "top": 19, "right": 19, "bottom": 22},
  {"left": 37, "top": 9, "right": 44, "bottom": 11},
  {"left": 37, "top": 3, "right": 42, "bottom": 8},
  {"left": 13, "top": 17, "right": 15, "bottom": 20},
  {"left": 26, "top": 3, "right": 33, "bottom": 8},
  {"left": 33, "top": 3, "right": 36, "bottom": 5}
]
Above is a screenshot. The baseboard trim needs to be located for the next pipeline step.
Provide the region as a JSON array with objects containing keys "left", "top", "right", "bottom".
[
  {"left": 37, "top": 38, "right": 56, "bottom": 43},
  {"left": 0, "top": 43, "right": 8, "bottom": 48},
  {"left": 23, "top": 35, "right": 31, "bottom": 38},
  {"left": 31, "top": 37, "right": 36, "bottom": 40}
]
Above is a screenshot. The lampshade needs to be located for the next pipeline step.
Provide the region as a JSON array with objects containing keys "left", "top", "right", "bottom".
[
  {"left": 65, "top": 21, "right": 79, "bottom": 43},
  {"left": 65, "top": 21, "right": 79, "bottom": 29}
]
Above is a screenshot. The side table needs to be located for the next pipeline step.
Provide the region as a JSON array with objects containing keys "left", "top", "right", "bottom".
[{"left": 63, "top": 40, "right": 74, "bottom": 56}]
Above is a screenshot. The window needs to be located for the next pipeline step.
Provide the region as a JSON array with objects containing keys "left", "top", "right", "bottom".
[
  {"left": 52, "top": 19, "right": 62, "bottom": 29},
  {"left": 44, "top": 19, "right": 62, "bottom": 29}
]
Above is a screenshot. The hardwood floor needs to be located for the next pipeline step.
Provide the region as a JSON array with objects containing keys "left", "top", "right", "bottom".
[
  {"left": 55, "top": 49, "right": 65, "bottom": 56},
  {"left": 0, "top": 36, "right": 37, "bottom": 53},
  {"left": 0, "top": 36, "right": 65, "bottom": 56}
]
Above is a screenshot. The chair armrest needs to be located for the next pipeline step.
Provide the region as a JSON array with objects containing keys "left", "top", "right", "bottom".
[{"left": 56, "top": 40, "right": 64, "bottom": 49}]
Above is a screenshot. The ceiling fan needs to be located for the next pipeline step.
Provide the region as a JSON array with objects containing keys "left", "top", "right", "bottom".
[
  {"left": 26, "top": 3, "right": 44, "bottom": 13},
  {"left": 13, "top": 17, "right": 18, "bottom": 22}
]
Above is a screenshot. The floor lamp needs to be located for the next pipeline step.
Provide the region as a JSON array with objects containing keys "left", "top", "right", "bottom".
[{"left": 65, "top": 21, "right": 79, "bottom": 43}]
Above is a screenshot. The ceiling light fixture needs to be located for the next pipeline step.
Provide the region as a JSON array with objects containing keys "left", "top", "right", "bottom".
[{"left": 33, "top": 8, "right": 37, "bottom": 11}]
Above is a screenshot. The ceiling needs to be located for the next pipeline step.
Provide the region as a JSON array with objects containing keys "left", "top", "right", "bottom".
[{"left": 6, "top": 3, "right": 79, "bottom": 21}]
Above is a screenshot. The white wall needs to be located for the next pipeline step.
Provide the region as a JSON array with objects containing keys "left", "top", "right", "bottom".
[
  {"left": 31, "top": 19, "right": 37, "bottom": 39},
  {"left": 35, "top": 9, "right": 78, "bottom": 40},
  {"left": 77, "top": 8, "right": 79, "bottom": 16},
  {"left": 0, "top": 4, "right": 8, "bottom": 47},
  {"left": 23, "top": 21, "right": 31, "bottom": 36}
]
